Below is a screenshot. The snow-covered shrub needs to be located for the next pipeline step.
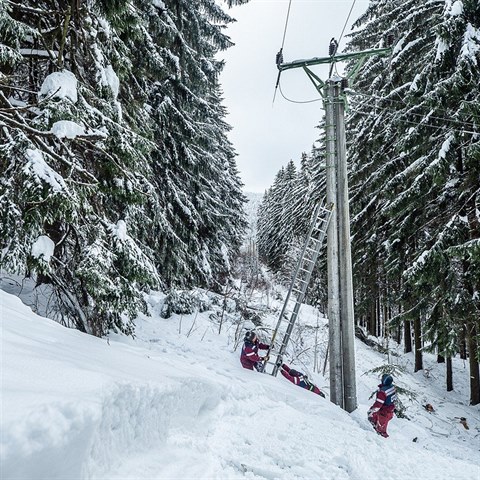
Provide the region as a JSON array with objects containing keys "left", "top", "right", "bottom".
[{"left": 161, "top": 290, "right": 197, "bottom": 318}]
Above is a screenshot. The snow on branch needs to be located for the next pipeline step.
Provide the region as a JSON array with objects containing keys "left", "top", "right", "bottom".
[
  {"left": 23, "top": 148, "right": 69, "bottom": 193},
  {"left": 39, "top": 70, "right": 78, "bottom": 103}
]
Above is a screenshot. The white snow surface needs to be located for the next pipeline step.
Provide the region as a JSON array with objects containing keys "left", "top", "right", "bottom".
[
  {"left": 439, "top": 133, "right": 454, "bottom": 160},
  {"left": 1, "top": 289, "right": 479, "bottom": 480},
  {"left": 51, "top": 121, "right": 108, "bottom": 140},
  {"left": 461, "top": 23, "right": 480, "bottom": 63},
  {"left": 99, "top": 65, "right": 120, "bottom": 100},
  {"left": 39, "top": 70, "right": 78, "bottom": 103},
  {"left": 435, "top": 37, "right": 449, "bottom": 62},
  {"left": 449, "top": 1, "right": 464, "bottom": 16},
  {"left": 23, "top": 148, "right": 68, "bottom": 193},
  {"left": 30, "top": 236, "right": 55, "bottom": 263},
  {"left": 111, "top": 220, "right": 128, "bottom": 242},
  {"left": 51, "top": 120, "right": 86, "bottom": 139}
]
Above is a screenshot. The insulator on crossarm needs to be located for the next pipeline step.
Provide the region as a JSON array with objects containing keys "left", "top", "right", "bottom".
[
  {"left": 329, "top": 38, "right": 338, "bottom": 57},
  {"left": 341, "top": 77, "right": 349, "bottom": 91},
  {"left": 276, "top": 49, "right": 284, "bottom": 68},
  {"left": 386, "top": 34, "right": 395, "bottom": 47}
]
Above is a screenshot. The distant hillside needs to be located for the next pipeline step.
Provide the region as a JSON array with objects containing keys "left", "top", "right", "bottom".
[{"left": 244, "top": 191, "right": 264, "bottom": 241}]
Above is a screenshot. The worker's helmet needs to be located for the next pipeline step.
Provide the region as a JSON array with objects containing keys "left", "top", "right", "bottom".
[
  {"left": 244, "top": 331, "right": 258, "bottom": 343},
  {"left": 381, "top": 374, "right": 393, "bottom": 386}
]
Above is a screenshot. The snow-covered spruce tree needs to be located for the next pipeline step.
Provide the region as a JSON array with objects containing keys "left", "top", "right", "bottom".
[
  {"left": 345, "top": 0, "right": 442, "bottom": 341},
  {"left": 272, "top": 160, "right": 303, "bottom": 284},
  {"left": 1, "top": 0, "right": 249, "bottom": 334},
  {"left": 123, "top": 0, "right": 247, "bottom": 289},
  {"left": 256, "top": 187, "right": 272, "bottom": 264},
  {"left": 0, "top": 1, "right": 161, "bottom": 335},
  {"left": 257, "top": 170, "right": 281, "bottom": 269},
  {"left": 256, "top": 144, "right": 328, "bottom": 296},
  {"left": 398, "top": 0, "right": 480, "bottom": 404},
  {"left": 298, "top": 126, "right": 330, "bottom": 309},
  {"left": 346, "top": 0, "right": 480, "bottom": 402},
  {"left": 257, "top": 166, "right": 296, "bottom": 273}
]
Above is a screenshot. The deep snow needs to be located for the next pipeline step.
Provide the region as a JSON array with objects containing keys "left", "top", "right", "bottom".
[{"left": 1, "top": 288, "right": 479, "bottom": 480}]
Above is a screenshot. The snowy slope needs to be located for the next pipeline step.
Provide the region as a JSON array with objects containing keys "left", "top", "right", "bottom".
[{"left": 1, "top": 289, "right": 479, "bottom": 480}]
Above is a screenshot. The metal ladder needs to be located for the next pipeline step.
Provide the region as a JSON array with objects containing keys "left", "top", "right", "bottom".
[{"left": 263, "top": 199, "right": 334, "bottom": 376}]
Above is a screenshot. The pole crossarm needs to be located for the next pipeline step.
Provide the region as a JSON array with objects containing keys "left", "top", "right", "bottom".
[
  {"left": 302, "top": 66, "right": 326, "bottom": 98},
  {"left": 277, "top": 47, "right": 392, "bottom": 73}
]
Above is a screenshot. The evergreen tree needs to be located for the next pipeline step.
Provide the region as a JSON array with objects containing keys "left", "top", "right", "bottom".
[
  {"left": 0, "top": 0, "right": 249, "bottom": 335},
  {"left": 128, "top": 0, "right": 247, "bottom": 287},
  {"left": 346, "top": 0, "right": 480, "bottom": 402},
  {"left": 0, "top": 0, "right": 161, "bottom": 335}
]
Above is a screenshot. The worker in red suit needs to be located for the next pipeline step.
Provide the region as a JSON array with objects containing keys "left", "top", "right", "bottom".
[
  {"left": 368, "top": 374, "right": 397, "bottom": 438},
  {"left": 240, "top": 331, "right": 270, "bottom": 372},
  {"left": 280, "top": 363, "right": 325, "bottom": 397}
]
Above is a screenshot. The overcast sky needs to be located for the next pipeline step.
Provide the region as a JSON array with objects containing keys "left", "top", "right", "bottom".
[{"left": 220, "top": 0, "right": 369, "bottom": 193}]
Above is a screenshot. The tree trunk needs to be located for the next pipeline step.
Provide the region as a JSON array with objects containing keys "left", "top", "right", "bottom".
[
  {"left": 464, "top": 189, "right": 480, "bottom": 404},
  {"left": 404, "top": 320, "right": 412, "bottom": 353},
  {"left": 395, "top": 324, "right": 401, "bottom": 344},
  {"left": 376, "top": 297, "right": 381, "bottom": 337},
  {"left": 459, "top": 326, "right": 467, "bottom": 360},
  {"left": 368, "top": 299, "right": 376, "bottom": 337},
  {"left": 466, "top": 320, "right": 480, "bottom": 405},
  {"left": 414, "top": 316, "right": 423, "bottom": 372},
  {"left": 383, "top": 301, "right": 389, "bottom": 339},
  {"left": 446, "top": 357, "right": 453, "bottom": 392}
]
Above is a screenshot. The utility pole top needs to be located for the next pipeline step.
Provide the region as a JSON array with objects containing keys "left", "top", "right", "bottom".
[{"left": 276, "top": 47, "right": 392, "bottom": 74}]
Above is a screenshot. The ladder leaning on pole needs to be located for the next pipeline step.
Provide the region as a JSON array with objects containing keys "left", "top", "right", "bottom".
[{"left": 263, "top": 199, "right": 334, "bottom": 377}]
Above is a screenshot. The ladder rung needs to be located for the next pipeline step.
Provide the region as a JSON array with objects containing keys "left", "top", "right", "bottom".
[
  {"left": 301, "top": 260, "right": 315, "bottom": 267},
  {"left": 296, "top": 282, "right": 308, "bottom": 290}
]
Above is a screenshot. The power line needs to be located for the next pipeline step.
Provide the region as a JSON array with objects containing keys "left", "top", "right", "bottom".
[
  {"left": 349, "top": 106, "right": 480, "bottom": 136},
  {"left": 273, "top": 0, "right": 293, "bottom": 105},
  {"left": 350, "top": 90, "right": 480, "bottom": 129},
  {"left": 338, "top": 0, "right": 357, "bottom": 47},
  {"left": 281, "top": 0, "right": 293, "bottom": 51},
  {"left": 278, "top": 78, "right": 323, "bottom": 105},
  {"left": 355, "top": 89, "right": 480, "bottom": 120},
  {"left": 350, "top": 99, "right": 480, "bottom": 132}
]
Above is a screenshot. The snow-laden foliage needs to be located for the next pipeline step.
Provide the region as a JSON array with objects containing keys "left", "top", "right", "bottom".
[
  {"left": 345, "top": 0, "right": 480, "bottom": 404},
  {"left": 0, "top": 0, "right": 248, "bottom": 335}
]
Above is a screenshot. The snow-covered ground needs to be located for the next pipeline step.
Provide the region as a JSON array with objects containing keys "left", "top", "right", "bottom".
[{"left": 1, "top": 288, "right": 479, "bottom": 480}]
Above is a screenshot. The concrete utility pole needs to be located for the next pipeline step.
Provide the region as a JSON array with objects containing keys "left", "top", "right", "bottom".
[
  {"left": 325, "top": 76, "right": 356, "bottom": 412},
  {"left": 276, "top": 45, "right": 391, "bottom": 412},
  {"left": 332, "top": 78, "right": 356, "bottom": 413},
  {"left": 324, "top": 79, "right": 343, "bottom": 407}
]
